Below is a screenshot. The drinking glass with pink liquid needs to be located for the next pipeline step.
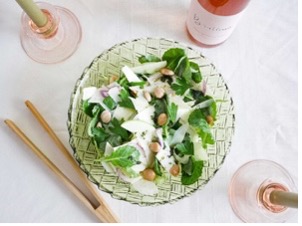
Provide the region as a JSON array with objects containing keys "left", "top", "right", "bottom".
[{"left": 229, "top": 159, "right": 298, "bottom": 223}]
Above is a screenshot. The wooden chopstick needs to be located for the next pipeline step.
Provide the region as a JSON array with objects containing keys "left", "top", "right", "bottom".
[
  {"left": 4, "top": 100, "right": 119, "bottom": 223},
  {"left": 4, "top": 119, "right": 97, "bottom": 216}
]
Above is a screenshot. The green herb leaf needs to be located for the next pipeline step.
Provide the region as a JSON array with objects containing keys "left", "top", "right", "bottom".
[
  {"left": 91, "top": 127, "right": 109, "bottom": 144},
  {"left": 103, "top": 145, "right": 140, "bottom": 168},
  {"left": 154, "top": 158, "right": 163, "bottom": 176},
  {"left": 174, "top": 136, "right": 194, "bottom": 156},
  {"left": 118, "top": 88, "right": 135, "bottom": 110},
  {"left": 138, "top": 55, "right": 161, "bottom": 64},
  {"left": 103, "top": 96, "right": 116, "bottom": 110},
  {"left": 181, "top": 157, "right": 203, "bottom": 185},
  {"left": 174, "top": 56, "right": 192, "bottom": 84},
  {"left": 190, "top": 61, "right": 202, "bottom": 83},
  {"left": 83, "top": 100, "right": 99, "bottom": 117},
  {"left": 162, "top": 48, "right": 186, "bottom": 70},
  {"left": 188, "top": 109, "right": 215, "bottom": 148},
  {"left": 167, "top": 102, "right": 178, "bottom": 124},
  {"left": 87, "top": 107, "right": 102, "bottom": 136},
  {"left": 108, "top": 118, "right": 130, "bottom": 140},
  {"left": 153, "top": 99, "right": 167, "bottom": 124},
  {"left": 171, "top": 77, "right": 191, "bottom": 95},
  {"left": 129, "top": 81, "right": 147, "bottom": 88}
]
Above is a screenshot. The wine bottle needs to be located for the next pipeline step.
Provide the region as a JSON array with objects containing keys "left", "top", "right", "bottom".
[{"left": 186, "top": 0, "right": 250, "bottom": 46}]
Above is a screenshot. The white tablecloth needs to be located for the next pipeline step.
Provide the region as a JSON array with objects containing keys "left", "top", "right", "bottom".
[{"left": 0, "top": 0, "right": 298, "bottom": 223}]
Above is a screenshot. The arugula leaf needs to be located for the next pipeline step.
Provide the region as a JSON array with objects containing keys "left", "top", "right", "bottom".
[
  {"left": 174, "top": 56, "right": 192, "bottom": 84},
  {"left": 190, "top": 89, "right": 207, "bottom": 105},
  {"left": 171, "top": 77, "right": 191, "bottom": 95},
  {"left": 129, "top": 81, "right": 146, "bottom": 88},
  {"left": 116, "top": 76, "right": 130, "bottom": 89},
  {"left": 190, "top": 61, "right": 202, "bottom": 83},
  {"left": 153, "top": 99, "right": 167, "bottom": 124},
  {"left": 103, "top": 145, "right": 140, "bottom": 168},
  {"left": 87, "top": 107, "right": 102, "bottom": 136},
  {"left": 167, "top": 102, "right": 178, "bottom": 124},
  {"left": 103, "top": 96, "right": 116, "bottom": 110},
  {"left": 108, "top": 118, "right": 130, "bottom": 140},
  {"left": 83, "top": 100, "right": 99, "bottom": 117},
  {"left": 188, "top": 109, "right": 215, "bottom": 148},
  {"left": 138, "top": 55, "right": 161, "bottom": 64},
  {"left": 174, "top": 134, "right": 194, "bottom": 156},
  {"left": 91, "top": 127, "right": 109, "bottom": 144},
  {"left": 181, "top": 157, "right": 203, "bottom": 185},
  {"left": 118, "top": 88, "right": 135, "bottom": 110},
  {"left": 154, "top": 158, "right": 163, "bottom": 176},
  {"left": 162, "top": 48, "right": 186, "bottom": 70}
]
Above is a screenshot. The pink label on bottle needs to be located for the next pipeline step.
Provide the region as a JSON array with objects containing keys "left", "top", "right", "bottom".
[{"left": 187, "top": 0, "right": 245, "bottom": 45}]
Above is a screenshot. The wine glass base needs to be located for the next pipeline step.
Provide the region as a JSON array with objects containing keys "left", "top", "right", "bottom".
[
  {"left": 20, "top": 6, "right": 82, "bottom": 64},
  {"left": 228, "top": 159, "right": 297, "bottom": 223}
]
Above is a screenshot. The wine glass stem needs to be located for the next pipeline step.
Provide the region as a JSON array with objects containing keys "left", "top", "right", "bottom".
[{"left": 270, "top": 191, "right": 298, "bottom": 208}]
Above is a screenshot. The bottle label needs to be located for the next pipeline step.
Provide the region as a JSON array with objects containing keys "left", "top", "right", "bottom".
[{"left": 187, "top": 0, "right": 245, "bottom": 45}]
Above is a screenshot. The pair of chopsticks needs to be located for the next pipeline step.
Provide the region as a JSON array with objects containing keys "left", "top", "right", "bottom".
[{"left": 4, "top": 100, "right": 119, "bottom": 223}]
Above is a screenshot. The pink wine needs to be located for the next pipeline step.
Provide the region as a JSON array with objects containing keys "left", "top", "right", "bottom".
[{"left": 186, "top": 0, "right": 250, "bottom": 46}]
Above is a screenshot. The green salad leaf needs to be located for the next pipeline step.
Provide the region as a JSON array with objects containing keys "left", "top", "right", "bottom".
[
  {"left": 162, "top": 48, "right": 186, "bottom": 70},
  {"left": 171, "top": 77, "right": 191, "bottom": 95},
  {"left": 102, "top": 145, "right": 140, "bottom": 168},
  {"left": 174, "top": 134, "right": 194, "bottom": 156},
  {"left": 118, "top": 88, "right": 135, "bottom": 110},
  {"left": 103, "top": 96, "right": 116, "bottom": 110},
  {"left": 167, "top": 102, "right": 178, "bottom": 125},
  {"left": 181, "top": 157, "right": 204, "bottom": 185},
  {"left": 190, "top": 61, "right": 202, "bottom": 83},
  {"left": 188, "top": 109, "right": 215, "bottom": 148},
  {"left": 139, "top": 54, "right": 161, "bottom": 64}
]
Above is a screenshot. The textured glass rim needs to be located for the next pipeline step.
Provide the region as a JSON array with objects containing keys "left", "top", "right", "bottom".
[{"left": 67, "top": 37, "right": 236, "bottom": 206}]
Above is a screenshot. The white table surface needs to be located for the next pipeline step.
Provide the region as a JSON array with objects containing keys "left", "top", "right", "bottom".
[{"left": 0, "top": 0, "right": 299, "bottom": 223}]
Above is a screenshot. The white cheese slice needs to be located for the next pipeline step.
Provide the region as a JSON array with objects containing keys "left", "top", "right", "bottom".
[
  {"left": 156, "top": 147, "right": 175, "bottom": 172},
  {"left": 129, "top": 96, "right": 149, "bottom": 112},
  {"left": 133, "top": 105, "right": 155, "bottom": 125},
  {"left": 121, "top": 120, "right": 155, "bottom": 133},
  {"left": 113, "top": 106, "right": 134, "bottom": 121},
  {"left": 108, "top": 86, "right": 121, "bottom": 103},
  {"left": 131, "top": 61, "right": 167, "bottom": 74},
  {"left": 82, "top": 87, "right": 97, "bottom": 100},
  {"left": 193, "top": 141, "right": 208, "bottom": 161},
  {"left": 122, "top": 65, "right": 141, "bottom": 82}
]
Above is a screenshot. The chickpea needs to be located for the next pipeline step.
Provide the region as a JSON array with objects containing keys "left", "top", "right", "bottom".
[
  {"left": 141, "top": 168, "right": 156, "bottom": 181},
  {"left": 206, "top": 115, "right": 214, "bottom": 126},
  {"left": 153, "top": 87, "right": 165, "bottom": 99},
  {"left": 157, "top": 113, "right": 168, "bottom": 126},
  {"left": 100, "top": 110, "right": 111, "bottom": 124},
  {"left": 170, "top": 164, "right": 180, "bottom": 177},
  {"left": 143, "top": 91, "right": 152, "bottom": 102},
  {"left": 160, "top": 68, "right": 174, "bottom": 77},
  {"left": 149, "top": 142, "right": 161, "bottom": 153}
]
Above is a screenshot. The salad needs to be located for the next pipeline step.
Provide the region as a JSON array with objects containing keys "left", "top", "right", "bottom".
[{"left": 81, "top": 48, "right": 217, "bottom": 195}]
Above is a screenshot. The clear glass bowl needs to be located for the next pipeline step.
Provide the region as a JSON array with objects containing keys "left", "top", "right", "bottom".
[{"left": 67, "top": 37, "right": 235, "bottom": 206}]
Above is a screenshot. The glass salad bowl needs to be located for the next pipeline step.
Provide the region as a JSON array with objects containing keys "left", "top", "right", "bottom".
[{"left": 67, "top": 37, "right": 235, "bottom": 206}]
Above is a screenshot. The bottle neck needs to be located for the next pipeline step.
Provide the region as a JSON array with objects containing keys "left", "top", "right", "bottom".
[{"left": 197, "top": 0, "right": 250, "bottom": 16}]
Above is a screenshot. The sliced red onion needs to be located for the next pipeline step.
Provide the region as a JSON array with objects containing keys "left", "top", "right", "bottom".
[{"left": 100, "top": 89, "right": 109, "bottom": 97}]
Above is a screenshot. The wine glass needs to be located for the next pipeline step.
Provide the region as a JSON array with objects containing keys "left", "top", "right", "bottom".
[
  {"left": 20, "top": 2, "right": 82, "bottom": 64},
  {"left": 228, "top": 159, "right": 298, "bottom": 223}
]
